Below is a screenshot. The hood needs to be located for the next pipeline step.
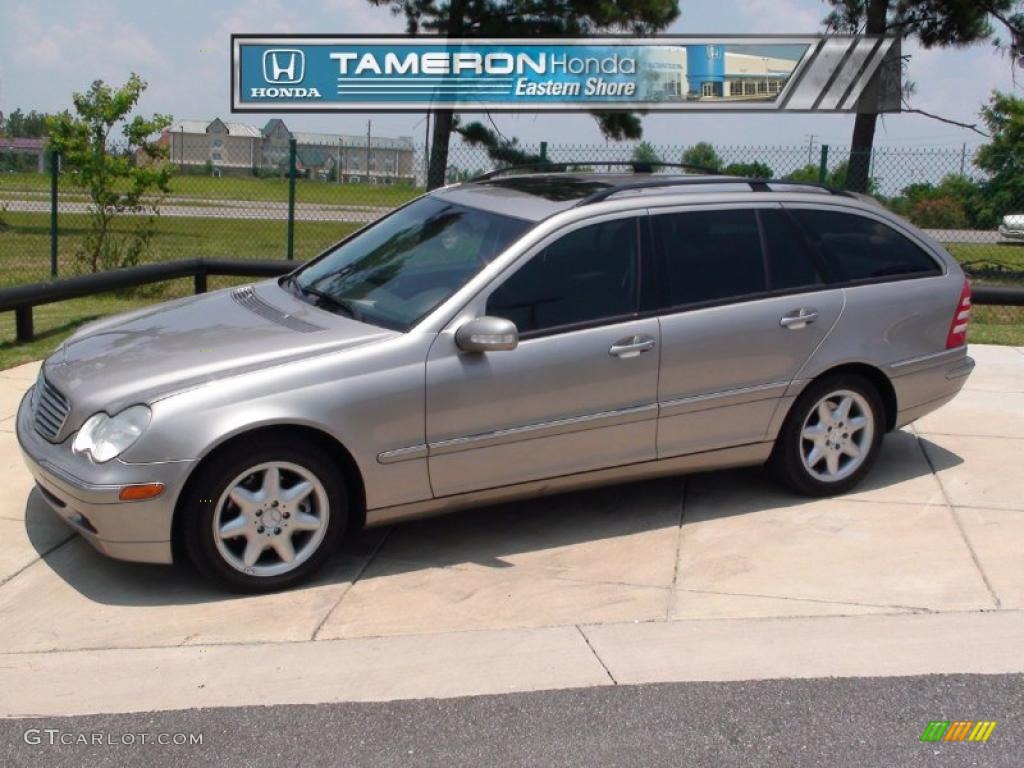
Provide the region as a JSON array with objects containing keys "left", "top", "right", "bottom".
[{"left": 44, "top": 280, "right": 395, "bottom": 427}]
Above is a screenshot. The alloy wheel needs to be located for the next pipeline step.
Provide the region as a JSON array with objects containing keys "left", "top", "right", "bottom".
[
  {"left": 799, "top": 389, "right": 875, "bottom": 483},
  {"left": 212, "top": 461, "right": 330, "bottom": 577}
]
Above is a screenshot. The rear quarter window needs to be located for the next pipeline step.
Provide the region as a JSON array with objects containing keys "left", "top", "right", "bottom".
[{"left": 789, "top": 208, "right": 942, "bottom": 283}]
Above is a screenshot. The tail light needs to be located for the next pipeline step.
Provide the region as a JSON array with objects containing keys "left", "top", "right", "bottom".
[{"left": 946, "top": 278, "right": 971, "bottom": 349}]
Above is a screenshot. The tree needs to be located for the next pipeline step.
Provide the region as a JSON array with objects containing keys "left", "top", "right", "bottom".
[
  {"left": 1, "top": 108, "right": 51, "bottom": 138},
  {"left": 722, "top": 161, "right": 773, "bottom": 178},
  {"left": 47, "top": 74, "right": 173, "bottom": 273},
  {"left": 368, "top": 0, "right": 680, "bottom": 188},
  {"left": 824, "top": 0, "right": 1022, "bottom": 193},
  {"left": 631, "top": 141, "right": 661, "bottom": 165},
  {"left": 681, "top": 142, "right": 723, "bottom": 172},
  {"left": 976, "top": 90, "right": 1024, "bottom": 223}
]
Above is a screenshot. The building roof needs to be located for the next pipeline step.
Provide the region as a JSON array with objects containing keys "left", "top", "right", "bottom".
[
  {"left": 169, "top": 120, "right": 263, "bottom": 138},
  {"left": 0, "top": 137, "right": 45, "bottom": 150},
  {"left": 291, "top": 131, "right": 415, "bottom": 150},
  {"left": 167, "top": 118, "right": 413, "bottom": 150}
]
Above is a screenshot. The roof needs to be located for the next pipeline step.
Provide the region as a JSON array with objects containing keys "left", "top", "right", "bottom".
[
  {"left": 291, "top": 132, "right": 415, "bottom": 150},
  {"left": 169, "top": 120, "right": 262, "bottom": 138},
  {"left": 166, "top": 118, "right": 414, "bottom": 150},
  {"left": 434, "top": 172, "right": 846, "bottom": 222},
  {"left": 0, "top": 137, "right": 45, "bottom": 150}
]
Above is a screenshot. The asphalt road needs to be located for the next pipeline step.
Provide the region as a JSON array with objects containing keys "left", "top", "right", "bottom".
[{"left": 1, "top": 673, "right": 1019, "bottom": 767}]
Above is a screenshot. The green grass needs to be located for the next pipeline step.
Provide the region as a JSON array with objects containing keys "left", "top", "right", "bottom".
[
  {"left": 0, "top": 171, "right": 423, "bottom": 208},
  {"left": 0, "top": 211, "right": 359, "bottom": 286}
]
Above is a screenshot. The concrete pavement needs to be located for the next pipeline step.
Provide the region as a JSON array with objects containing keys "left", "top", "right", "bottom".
[{"left": 0, "top": 344, "right": 1022, "bottom": 717}]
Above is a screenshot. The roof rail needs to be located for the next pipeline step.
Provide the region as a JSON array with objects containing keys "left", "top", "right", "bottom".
[
  {"left": 574, "top": 177, "right": 854, "bottom": 207},
  {"left": 470, "top": 160, "right": 718, "bottom": 182}
]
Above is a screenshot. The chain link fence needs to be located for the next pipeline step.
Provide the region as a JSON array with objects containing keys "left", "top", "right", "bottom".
[{"left": 1, "top": 137, "right": 1021, "bottom": 343}]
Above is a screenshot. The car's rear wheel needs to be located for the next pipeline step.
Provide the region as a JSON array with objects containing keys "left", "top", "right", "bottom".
[
  {"left": 182, "top": 438, "right": 347, "bottom": 592},
  {"left": 770, "top": 373, "right": 884, "bottom": 496}
]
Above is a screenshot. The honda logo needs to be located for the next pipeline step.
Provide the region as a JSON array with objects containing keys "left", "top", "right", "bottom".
[{"left": 263, "top": 49, "right": 305, "bottom": 84}]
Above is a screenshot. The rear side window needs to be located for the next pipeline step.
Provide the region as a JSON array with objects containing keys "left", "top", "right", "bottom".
[
  {"left": 789, "top": 209, "right": 941, "bottom": 282},
  {"left": 487, "top": 218, "right": 638, "bottom": 334},
  {"left": 652, "top": 209, "right": 765, "bottom": 306},
  {"left": 760, "top": 209, "right": 823, "bottom": 291}
]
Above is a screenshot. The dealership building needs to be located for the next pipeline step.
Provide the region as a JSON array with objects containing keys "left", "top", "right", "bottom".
[
  {"left": 156, "top": 118, "right": 416, "bottom": 183},
  {"left": 645, "top": 44, "right": 797, "bottom": 100}
]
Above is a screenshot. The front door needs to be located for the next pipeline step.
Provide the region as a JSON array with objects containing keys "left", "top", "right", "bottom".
[{"left": 425, "top": 215, "right": 660, "bottom": 497}]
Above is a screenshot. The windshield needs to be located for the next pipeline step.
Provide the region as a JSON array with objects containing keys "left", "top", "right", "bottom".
[{"left": 291, "top": 196, "right": 532, "bottom": 331}]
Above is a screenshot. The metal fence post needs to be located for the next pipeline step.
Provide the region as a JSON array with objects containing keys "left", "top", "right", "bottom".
[
  {"left": 539, "top": 141, "right": 548, "bottom": 162},
  {"left": 49, "top": 150, "right": 59, "bottom": 278},
  {"left": 818, "top": 144, "right": 829, "bottom": 184},
  {"left": 287, "top": 137, "right": 297, "bottom": 261}
]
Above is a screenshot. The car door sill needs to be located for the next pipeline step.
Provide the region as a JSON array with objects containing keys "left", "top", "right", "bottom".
[{"left": 365, "top": 441, "right": 773, "bottom": 527}]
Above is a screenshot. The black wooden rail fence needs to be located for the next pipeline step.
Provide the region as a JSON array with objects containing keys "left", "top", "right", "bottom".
[
  {"left": 0, "top": 259, "right": 294, "bottom": 342},
  {"left": 0, "top": 258, "right": 1023, "bottom": 344}
]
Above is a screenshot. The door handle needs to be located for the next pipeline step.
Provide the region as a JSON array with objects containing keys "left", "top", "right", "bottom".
[
  {"left": 609, "top": 335, "right": 656, "bottom": 359},
  {"left": 780, "top": 308, "right": 819, "bottom": 330}
]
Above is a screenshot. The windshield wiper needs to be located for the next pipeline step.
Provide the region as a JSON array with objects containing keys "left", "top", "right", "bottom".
[{"left": 295, "top": 282, "right": 363, "bottom": 321}]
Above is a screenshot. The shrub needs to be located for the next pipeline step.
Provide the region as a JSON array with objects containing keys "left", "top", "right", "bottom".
[{"left": 909, "top": 196, "right": 968, "bottom": 229}]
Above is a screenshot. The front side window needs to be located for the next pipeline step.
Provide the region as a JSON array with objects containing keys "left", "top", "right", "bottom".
[
  {"left": 293, "top": 197, "right": 530, "bottom": 331},
  {"left": 652, "top": 209, "right": 766, "bottom": 306},
  {"left": 790, "top": 209, "right": 942, "bottom": 282},
  {"left": 487, "top": 218, "right": 639, "bottom": 335}
]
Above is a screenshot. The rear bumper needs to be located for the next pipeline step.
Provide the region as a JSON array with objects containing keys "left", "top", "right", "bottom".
[
  {"left": 890, "top": 348, "right": 974, "bottom": 429},
  {"left": 16, "top": 389, "right": 195, "bottom": 564}
]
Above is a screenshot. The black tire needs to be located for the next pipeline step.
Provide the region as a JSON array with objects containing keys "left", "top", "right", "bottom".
[
  {"left": 181, "top": 436, "right": 347, "bottom": 593},
  {"left": 769, "top": 372, "right": 885, "bottom": 497}
]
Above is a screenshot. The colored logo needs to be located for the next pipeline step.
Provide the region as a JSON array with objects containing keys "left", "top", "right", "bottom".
[
  {"left": 920, "top": 721, "right": 997, "bottom": 742},
  {"left": 263, "top": 49, "right": 305, "bottom": 84}
]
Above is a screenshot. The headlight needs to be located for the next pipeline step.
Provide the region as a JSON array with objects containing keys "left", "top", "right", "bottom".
[{"left": 72, "top": 405, "right": 151, "bottom": 463}]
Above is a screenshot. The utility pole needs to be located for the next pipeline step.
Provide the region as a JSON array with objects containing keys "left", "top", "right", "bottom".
[
  {"left": 423, "top": 111, "right": 431, "bottom": 189},
  {"left": 804, "top": 134, "right": 817, "bottom": 166},
  {"left": 366, "top": 120, "right": 372, "bottom": 184},
  {"left": 960, "top": 142, "right": 967, "bottom": 177}
]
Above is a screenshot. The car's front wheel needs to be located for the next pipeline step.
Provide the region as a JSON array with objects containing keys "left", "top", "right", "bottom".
[
  {"left": 182, "top": 437, "right": 347, "bottom": 592},
  {"left": 770, "top": 373, "right": 884, "bottom": 496}
]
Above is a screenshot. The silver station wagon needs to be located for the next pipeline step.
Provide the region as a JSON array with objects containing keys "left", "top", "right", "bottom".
[{"left": 17, "top": 168, "right": 975, "bottom": 591}]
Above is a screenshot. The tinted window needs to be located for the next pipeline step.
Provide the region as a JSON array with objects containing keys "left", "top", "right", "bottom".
[
  {"left": 487, "top": 218, "right": 638, "bottom": 334},
  {"left": 652, "top": 210, "right": 766, "bottom": 306},
  {"left": 790, "top": 209, "right": 941, "bottom": 282},
  {"left": 760, "top": 209, "right": 823, "bottom": 291},
  {"left": 295, "top": 197, "right": 530, "bottom": 331}
]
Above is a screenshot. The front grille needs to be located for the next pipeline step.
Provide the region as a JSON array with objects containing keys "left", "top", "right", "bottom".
[{"left": 34, "top": 376, "right": 71, "bottom": 442}]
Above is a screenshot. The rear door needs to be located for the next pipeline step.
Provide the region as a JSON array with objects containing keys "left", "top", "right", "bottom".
[{"left": 651, "top": 204, "right": 845, "bottom": 458}]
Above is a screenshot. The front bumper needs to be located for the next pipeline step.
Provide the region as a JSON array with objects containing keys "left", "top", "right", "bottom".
[
  {"left": 15, "top": 388, "right": 195, "bottom": 564},
  {"left": 998, "top": 225, "right": 1024, "bottom": 241}
]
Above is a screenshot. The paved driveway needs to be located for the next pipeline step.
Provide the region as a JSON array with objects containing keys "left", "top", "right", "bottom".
[{"left": 1, "top": 344, "right": 1022, "bottom": 716}]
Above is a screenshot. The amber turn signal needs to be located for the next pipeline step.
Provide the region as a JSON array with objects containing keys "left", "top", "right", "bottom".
[{"left": 118, "top": 483, "right": 165, "bottom": 501}]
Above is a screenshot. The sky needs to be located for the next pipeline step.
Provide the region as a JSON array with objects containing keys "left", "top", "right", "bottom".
[{"left": 0, "top": 0, "right": 1019, "bottom": 154}]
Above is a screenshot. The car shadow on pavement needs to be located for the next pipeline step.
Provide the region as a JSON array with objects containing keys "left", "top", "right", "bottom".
[{"left": 21, "top": 430, "right": 964, "bottom": 607}]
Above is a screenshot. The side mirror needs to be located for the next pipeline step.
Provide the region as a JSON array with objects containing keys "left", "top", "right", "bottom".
[{"left": 455, "top": 316, "right": 519, "bottom": 353}]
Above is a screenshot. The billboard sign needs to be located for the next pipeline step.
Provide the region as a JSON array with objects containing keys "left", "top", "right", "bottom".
[{"left": 232, "top": 35, "right": 900, "bottom": 113}]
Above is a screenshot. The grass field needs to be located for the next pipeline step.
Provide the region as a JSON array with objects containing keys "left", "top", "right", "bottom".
[
  {"left": 0, "top": 211, "right": 359, "bottom": 286},
  {"left": 0, "top": 171, "right": 423, "bottom": 208}
]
